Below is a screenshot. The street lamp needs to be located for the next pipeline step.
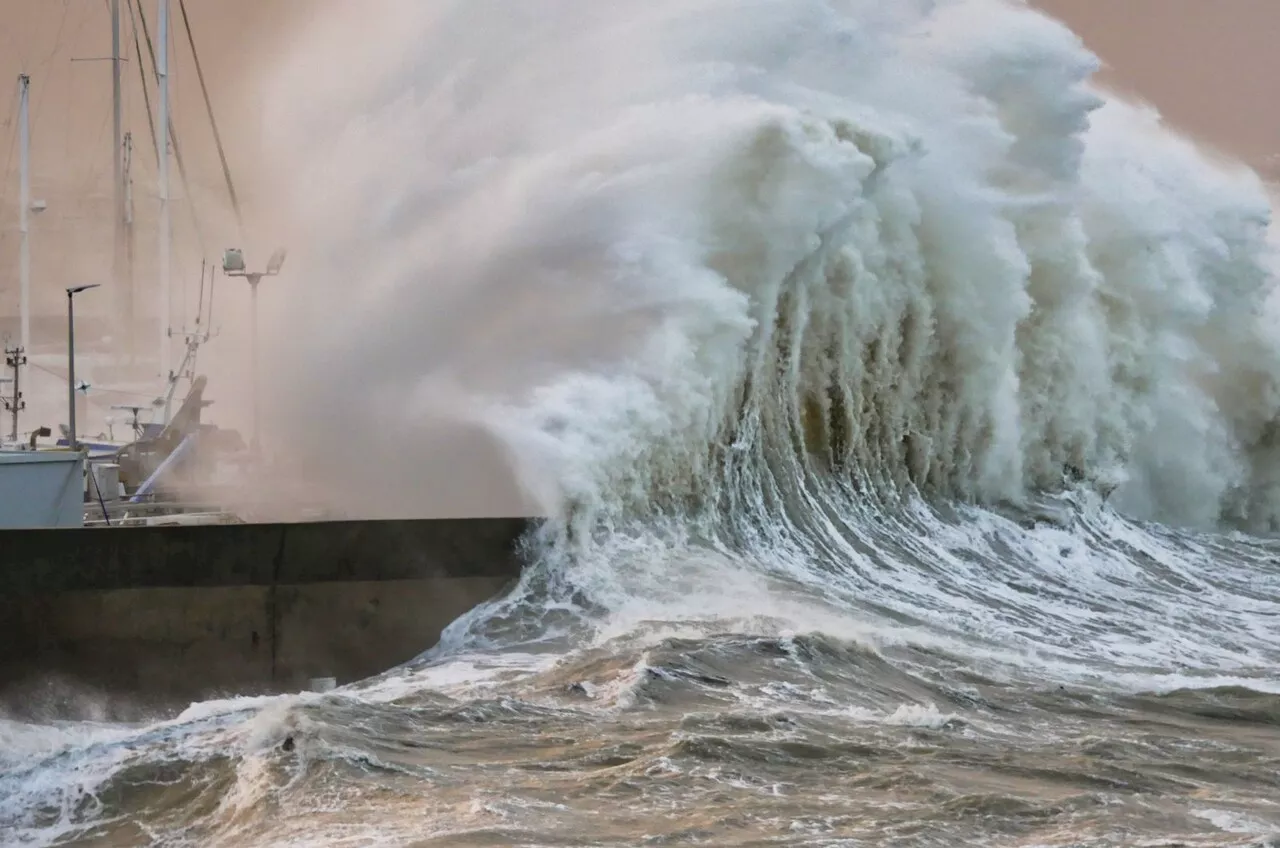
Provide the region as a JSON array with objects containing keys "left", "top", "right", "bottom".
[
  {"left": 222, "top": 248, "right": 286, "bottom": 456},
  {"left": 66, "top": 283, "right": 101, "bottom": 452}
]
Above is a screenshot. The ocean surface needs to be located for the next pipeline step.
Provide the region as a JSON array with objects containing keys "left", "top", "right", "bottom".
[{"left": 5, "top": 0, "right": 1280, "bottom": 845}]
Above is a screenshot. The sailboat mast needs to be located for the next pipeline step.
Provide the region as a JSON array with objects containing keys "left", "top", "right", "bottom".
[
  {"left": 18, "top": 74, "right": 30, "bottom": 354},
  {"left": 111, "top": 0, "right": 133, "bottom": 357},
  {"left": 112, "top": 0, "right": 123, "bottom": 225},
  {"left": 156, "top": 0, "right": 171, "bottom": 382},
  {"left": 125, "top": 131, "right": 134, "bottom": 303}
]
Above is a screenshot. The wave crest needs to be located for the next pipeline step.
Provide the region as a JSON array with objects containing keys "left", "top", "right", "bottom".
[{"left": 265, "top": 0, "right": 1280, "bottom": 540}]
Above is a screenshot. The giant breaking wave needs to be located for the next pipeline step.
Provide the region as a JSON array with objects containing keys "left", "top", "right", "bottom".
[
  {"left": 262, "top": 0, "right": 1280, "bottom": 670},
  {"left": 8, "top": 4, "right": 1280, "bottom": 845}
]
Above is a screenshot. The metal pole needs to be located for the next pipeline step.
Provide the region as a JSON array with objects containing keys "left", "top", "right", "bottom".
[
  {"left": 18, "top": 74, "right": 30, "bottom": 353},
  {"left": 112, "top": 0, "right": 123, "bottom": 221},
  {"left": 124, "top": 130, "right": 136, "bottom": 362},
  {"left": 250, "top": 276, "right": 259, "bottom": 456},
  {"left": 3, "top": 345, "right": 25, "bottom": 443},
  {"left": 67, "top": 291, "right": 77, "bottom": 453},
  {"left": 157, "top": 0, "right": 171, "bottom": 385},
  {"left": 111, "top": 0, "right": 129, "bottom": 348},
  {"left": 11, "top": 352, "right": 18, "bottom": 443},
  {"left": 65, "top": 284, "right": 99, "bottom": 450}
]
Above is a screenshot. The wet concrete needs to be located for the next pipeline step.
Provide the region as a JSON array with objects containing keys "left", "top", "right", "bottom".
[{"left": 0, "top": 518, "right": 535, "bottom": 715}]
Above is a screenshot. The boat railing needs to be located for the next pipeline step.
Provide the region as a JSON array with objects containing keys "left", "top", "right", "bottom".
[{"left": 82, "top": 491, "right": 344, "bottom": 527}]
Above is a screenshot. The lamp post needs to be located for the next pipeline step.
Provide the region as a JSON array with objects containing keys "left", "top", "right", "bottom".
[
  {"left": 66, "top": 284, "right": 101, "bottom": 453},
  {"left": 222, "top": 248, "right": 286, "bottom": 457}
]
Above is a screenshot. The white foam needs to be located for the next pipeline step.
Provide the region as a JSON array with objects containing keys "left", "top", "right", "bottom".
[
  {"left": 1192, "top": 807, "right": 1278, "bottom": 837},
  {"left": 248, "top": 0, "right": 1280, "bottom": 687},
  {"left": 261, "top": 0, "right": 1280, "bottom": 523},
  {"left": 882, "top": 703, "right": 959, "bottom": 729}
]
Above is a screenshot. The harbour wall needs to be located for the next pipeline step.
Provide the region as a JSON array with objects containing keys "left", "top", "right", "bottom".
[{"left": 0, "top": 517, "right": 534, "bottom": 716}]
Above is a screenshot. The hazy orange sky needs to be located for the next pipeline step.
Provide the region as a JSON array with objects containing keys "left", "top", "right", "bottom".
[
  {"left": 1035, "top": 0, "right": 1280, "bottom": 166},
  {"left": 0, "top": 0, "right": 1277, "bottom": 322},
  {"left": 0, "top": 0, "right": 306, "bottom": 323}
]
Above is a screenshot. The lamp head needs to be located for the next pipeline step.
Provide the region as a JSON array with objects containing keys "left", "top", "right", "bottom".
[
  {"left": 266, "top": 247, "right": 288, "bottom": 276},
  {"left": 222, "top": 248, "right": 246, "bottom": 274}
]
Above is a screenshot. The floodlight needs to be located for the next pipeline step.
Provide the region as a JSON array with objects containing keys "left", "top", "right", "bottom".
[
  {"left": 266, "top": 248, "right": 288, "bottom": 276},
  {"left": 223, "top": 248, "right": 246, "bottom": 274}
]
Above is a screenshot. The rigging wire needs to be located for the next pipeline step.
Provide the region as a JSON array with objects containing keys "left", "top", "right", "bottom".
[
  {"left": 127, "top": 0, "right": 158, "bottom": 167},
  {"left": 131, "top": 0, "right": 208, "bottom": 259},
  {"left": 27, "top": 359, "right": 159, "bottom": 404},
  {"left": 194, "top": 258, "right": 207, "bottom": 334},
  {"left": 178, "top": 0, "right": 243, "bottom": 238},
  {"left": 3, "top": 0, "right": 73, "bottom": 252},
  {"left": 45, "top": 0, "right": 91, "bottom": 154},
  {"left": 29, "top": 0, "right": 72, "bottom": 78}
]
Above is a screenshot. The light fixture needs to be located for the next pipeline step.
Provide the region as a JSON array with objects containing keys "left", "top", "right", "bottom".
[
  {"left": 222, "top": 248, "right": 246, "bottom": 274},
  {"left": 265, "top": 247, "right": 288, "bottom": 276}
]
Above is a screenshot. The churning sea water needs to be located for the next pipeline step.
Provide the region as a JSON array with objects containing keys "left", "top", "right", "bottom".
[{"left": 5, "top": 0, "right": 1280, "bottom": 844}]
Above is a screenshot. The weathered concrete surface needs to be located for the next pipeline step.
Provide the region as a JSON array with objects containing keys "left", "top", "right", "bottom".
[{"left": 0, "top": 518, "right": 534, "bottom": 715}]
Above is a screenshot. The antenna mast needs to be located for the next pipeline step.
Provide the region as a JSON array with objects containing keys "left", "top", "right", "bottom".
[{"left": 2, "top": 344, "right": 25, "bottom": 443}]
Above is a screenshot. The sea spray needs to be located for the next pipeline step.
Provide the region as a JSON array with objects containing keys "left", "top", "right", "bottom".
[
  {"left": 263, "top": 0, "right": 1280, "bottom": 537},
  {"left": 247, "top": 0, "right": 1280, "bottom": 668}
]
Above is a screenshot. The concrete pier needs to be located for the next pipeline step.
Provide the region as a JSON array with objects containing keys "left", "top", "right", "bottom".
[{"left": 0, "top": 517, "right": 534, "bottom": 716}]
